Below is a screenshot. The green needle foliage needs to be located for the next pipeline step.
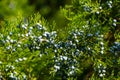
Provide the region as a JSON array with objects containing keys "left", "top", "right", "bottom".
[{"left": 0, "top": 0, "right": 120, "bottom": 80}]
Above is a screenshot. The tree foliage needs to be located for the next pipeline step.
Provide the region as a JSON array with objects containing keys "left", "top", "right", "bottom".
[{"left": 0, "top": 0, "right": 120, "bottom": 80}]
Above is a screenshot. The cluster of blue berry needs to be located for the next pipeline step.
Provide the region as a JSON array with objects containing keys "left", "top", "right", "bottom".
[
  {"left": 110, "top": 42, "right": 120, "bottom": 56},
  {"left": 0, "top": 19, "right": 119, "bottom": 79}
]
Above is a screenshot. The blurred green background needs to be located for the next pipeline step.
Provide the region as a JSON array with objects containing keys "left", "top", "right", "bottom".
[{"left": 0, "top": 0, "right": 71, "bottom": 28}]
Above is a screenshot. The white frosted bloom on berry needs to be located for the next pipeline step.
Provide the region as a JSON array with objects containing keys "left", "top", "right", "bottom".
[
  {"left": 22, "top": 24, "right": 28, "bottom": 29},
  {"left": 17, "top": 44, "right": 21, "bottom": 47},
  {"left": 21, "top": 34, "right": 24, "bottom": 37},
  {"left": 10, "top": 39, "right": 13, "bottom": 43},
  {"left": 18, "top": 58, "right": 23, "bottom": 61},
  {"left": 15, "top": 60, "right": 19, "bottom": 62},
  {"left": 113, "top": 23, "right": 116, "bottom": 26},
  {"left": 71, "top": 66, "right": 75, "bottom": 69},
  {"left": 54, "top": 65, "right": 60, "bottom": 70},
  {"left": 102, "top": 69, "right": 106, "bottom": 73},
  {"left": 7, "top": 36, "right": 11, "bottom": 40},
  {"left": 96, "top": 11, "right": 100, "bottom": 14},
  {"left": 109, "top": 1, "right": 112, "bottom": 4},
  {"left": 100, "top": 42, "right": 104, "bottom": 45},
  {"left": 100, "top": 35, "right": 104, "bottom": 38},
  {"left": 6, "top": 45, "right": 12, "bottom": 50},
  {"left": 113, "top": 19, "right": 117, "bottom": 22},
  {"left": 100, "top": 50, "right": 104, "bottom": 54},
  {"left": 99, "top": 73, "right": 103, "bottom": 77},
  {"left": 101, "top": 47, "right": 104, "bottom": 50},
  {"left": 0, "top": 61, "right": 2, "bottom": 64},
  {"left": 69, "top": 70, "right": 74, "bottom": 75},
  {"left": 10, "top": 73, "right": 14, "bottom": 78},
  {"left": 23, "top": 57, "right": 27, "bottom": 60},
  {"left": 63, "top": 56, "right": 68, "bottom": 60},
  {"left": 29, "top": 27, "right": 33, "bottom": 30},
  {"left": 11, "top": 66, "right": 15, "bottom": 69},
  {"left": 99, "top": 6, "right": 102, "bottom": 9}
]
